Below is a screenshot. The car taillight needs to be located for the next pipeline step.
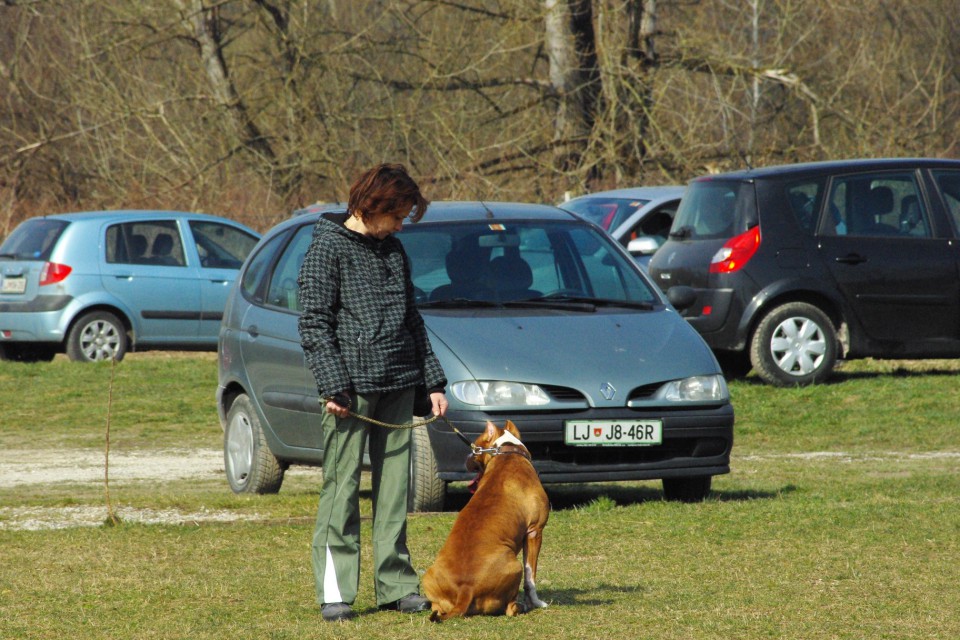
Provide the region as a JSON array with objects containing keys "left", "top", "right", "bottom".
[
  {"left": 39, "top": 262, "right": 72, "bottom": 286},
  {"left": 709, "top": 227, "right": 760, "bottom": 274}
]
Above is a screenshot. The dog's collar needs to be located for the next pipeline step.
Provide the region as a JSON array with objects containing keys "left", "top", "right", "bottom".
[{"left": 471, "top": 442, "right": 531, "bottom": 461}]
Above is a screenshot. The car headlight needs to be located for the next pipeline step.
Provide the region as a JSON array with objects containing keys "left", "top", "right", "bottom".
[
  {"left": 450, "top": 381, "right": 551, "bottom": 407},
  {"left": 662, "top": 375, "right": 728, "bottom": 402}
]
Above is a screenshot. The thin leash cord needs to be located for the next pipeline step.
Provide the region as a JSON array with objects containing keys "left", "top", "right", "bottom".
[
  {"left": 343, "top": 409, "right": 439, "bottom": 430},
  {"left": 325, "top": 398, "right": 475, "bottom": 448}
]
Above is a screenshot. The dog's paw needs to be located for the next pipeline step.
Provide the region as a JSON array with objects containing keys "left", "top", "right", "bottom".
[{"left": 523, "top": 592, "right": 549, "bottom": 610}]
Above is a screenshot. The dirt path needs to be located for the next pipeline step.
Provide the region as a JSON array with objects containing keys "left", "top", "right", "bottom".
[
  {"left": 0, "top": 448, "right": 233, "bottom": 530},
  {"left": 0, "top": 447, "right": 223, "bottom": 488}
]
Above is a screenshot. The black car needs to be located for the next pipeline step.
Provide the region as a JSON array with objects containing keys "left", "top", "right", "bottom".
[{"left": 649, "top": 158, "right": 960, "bottom": 386}]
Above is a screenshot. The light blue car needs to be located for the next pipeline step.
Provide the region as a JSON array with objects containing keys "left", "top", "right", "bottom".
[
  {"left": 0, "top": 210, "right": 259, "bottom": 362},
  {"left": 560, "top": 185, "right": 686, "bottom": 268}
]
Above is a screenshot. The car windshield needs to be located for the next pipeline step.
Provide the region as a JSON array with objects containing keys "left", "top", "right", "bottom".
[
  {"left": 671, "top": 180, "right": 746, "bottom": 240},
  {"left": 561, "top": 197, "right": 650, "bottom": 230},
  {"left": 0, "top": 218, "right": 70, "bottom": 260},
  {"left": 398, "top": 220, "right": 659, "bottom": 306}
]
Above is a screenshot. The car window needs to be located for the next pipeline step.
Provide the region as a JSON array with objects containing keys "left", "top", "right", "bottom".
[
  {"left": 784, "top": 178, "right": 825, "bottom": 233},
  {"left": 240, "top": 230, "right": 290, "bottom": 303},
  {"left": 672, "top": 181, "right": 740, "bottom": 239},
  {"left": 189, "top": 221, "right": 259, "bottom": 269},
  {"left": 265, "top": 224, "right": 314, "bottom": 311},
  {"left": 562, "top": 197, "right": 651, "bottom": 231},
  {"left": 623, "top": 204, "right": 676, "bottom": 246},
  {"left": 931, "top": 170, "right": 960, "bottom": 234},
  {"left": 399, "top": 220, "right": 657, "bottom": 304},
  {"left": 106, "top": 221, "right": 186, "bottom": 266},
  {"left": 0, "top": 218, "right": 69, "bottom": 260},
  {"left": 823, "top": 172, "right": 930, "bottom": 238}
]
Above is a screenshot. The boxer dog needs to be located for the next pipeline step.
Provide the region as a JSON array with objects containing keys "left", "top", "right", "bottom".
[{"left": 422, "top": 420, "right": 549, "bottom": 621}]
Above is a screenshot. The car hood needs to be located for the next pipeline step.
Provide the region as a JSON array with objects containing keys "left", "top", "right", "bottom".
[{"left": 423, "top": 308, "right": 719, "bottom": 408}]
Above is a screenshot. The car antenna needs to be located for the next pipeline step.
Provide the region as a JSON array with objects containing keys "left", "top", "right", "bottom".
[
  {"left": 737, "top": 149, "right": 754, "bottom": 171},
  {"left": 479, "top": 201, "right": 495, "bottom": 219}
]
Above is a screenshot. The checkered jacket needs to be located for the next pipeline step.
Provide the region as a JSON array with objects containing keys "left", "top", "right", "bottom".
[{"left": 297, "top": 213, "right": 446, "bottom": 401}]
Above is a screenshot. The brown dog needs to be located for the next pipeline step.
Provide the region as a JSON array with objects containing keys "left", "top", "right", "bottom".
[{"left": 422, "top": 420, "right": 550, "bottom": 621}]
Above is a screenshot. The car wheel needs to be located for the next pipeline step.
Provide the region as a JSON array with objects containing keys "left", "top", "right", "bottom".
[
  {"left": 663, "top": 476, "right": 712, "bottom": 502},
  {"left": 66, "top": 311, "right": 128, "bottom": 362},
  {"left": 224, "top": 394, "right": 284, "bottom": 494},
  {"left": 408, "top": 426, "right": 446, "bottom": 512},
  {"left": 749, "top": 302, "right": 837, "bottom": 387}
]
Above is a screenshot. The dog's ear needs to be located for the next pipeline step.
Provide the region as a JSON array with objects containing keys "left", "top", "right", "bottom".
[
  {"left": 504, "top": 419, "right": 521, "bottom": 441},
  {"left": 480, "top": 420, "right": 501, "bottom": 446}
]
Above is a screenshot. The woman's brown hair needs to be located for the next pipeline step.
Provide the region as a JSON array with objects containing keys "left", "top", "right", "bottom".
[{"left": 347, "top": 163, "right": 430, "bottom": 223}]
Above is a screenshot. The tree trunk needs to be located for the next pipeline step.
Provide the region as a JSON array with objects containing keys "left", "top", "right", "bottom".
[
  {"left": 544, "top": 0, "right": 600, "bottom": 174},
  {"left": 173, "top": 0, "right": 276, "bottom": 162}
]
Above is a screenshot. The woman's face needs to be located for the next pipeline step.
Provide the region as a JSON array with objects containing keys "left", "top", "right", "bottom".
[{"left": 366, "top": 204, "right": 413, "bottom": 239}]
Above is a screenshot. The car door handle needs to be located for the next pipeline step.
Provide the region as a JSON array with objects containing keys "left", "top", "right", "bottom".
[
  {"left": 245, "top": 324, "right": 259, "bottom": 338},
  {"left": 209, "top": 279, "right": 230, "bottom": 285},
  {"left": 114, "top": 274, "right": 135, "bottom": 281},
  {"left": 835, "top": 253, "right": 867, "bottom": 265}
]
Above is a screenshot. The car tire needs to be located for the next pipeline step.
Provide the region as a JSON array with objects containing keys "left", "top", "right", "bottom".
[
  {"left": 224, "top": 394, "right": 284, "bottom": 494},
  {"left": 66, "top": 311, "right": 128, "bottom": 362},
  {"left": 663, "top": 476, "right": 712, "bottom": 502},
  {"left": 408, "top": 426, "right": 446, "bottom": 512},
  {"left": 749, "top": 302, "right": 837, "bottom": 387}
]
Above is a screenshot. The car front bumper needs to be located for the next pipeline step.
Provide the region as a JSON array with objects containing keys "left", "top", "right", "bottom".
[{"left": 427, "top": 404, "right": 734, "bottom": 483}]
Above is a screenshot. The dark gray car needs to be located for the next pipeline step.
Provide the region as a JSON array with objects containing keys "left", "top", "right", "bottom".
[
  {"left": 649, "top": 158, "right": 960, "bottom": 386},
  {"left": 217, "top": 202, "right": 734, "bottom": 511}
]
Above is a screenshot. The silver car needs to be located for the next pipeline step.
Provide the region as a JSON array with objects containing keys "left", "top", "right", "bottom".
[
  {"left": 0, "top": 210, "right": 259, "bottom": 362},
  {"left": 216, "top": 201, "right": 733, "bottom": 511},
  {"left": 560, "top": 186, "right": 685, "bottom": 267}
]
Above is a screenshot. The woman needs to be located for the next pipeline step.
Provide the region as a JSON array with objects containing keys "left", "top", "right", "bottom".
[{"left": 297, "top": 163, "right": 448, "bottom": 622}]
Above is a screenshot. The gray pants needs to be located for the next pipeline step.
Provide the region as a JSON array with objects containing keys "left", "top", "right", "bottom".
[{"left": 311, "top": 387, "right": 421, "bottom": 607}]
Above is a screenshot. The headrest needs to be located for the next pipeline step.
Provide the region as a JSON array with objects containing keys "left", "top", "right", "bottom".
[
  {"left": 488, "top": 255, "right": 533, "bottom": 290},
  {"left": 867, "top": 186, "right": 894, "bottom": 214}
]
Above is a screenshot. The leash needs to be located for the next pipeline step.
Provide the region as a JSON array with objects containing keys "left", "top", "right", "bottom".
[{"left": 323, "top": 397, "right": 476, "bottom": 449}]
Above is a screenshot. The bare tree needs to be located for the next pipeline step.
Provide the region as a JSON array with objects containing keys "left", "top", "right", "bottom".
[
  {"left": 544, "top": 0, "right": 600, "bottom": 178},
  {"left": 172, "top": 0, "right": 277, "bottom": 164},
  {"left": 2, "top": 0, "right": 959, "bottom": 230}
]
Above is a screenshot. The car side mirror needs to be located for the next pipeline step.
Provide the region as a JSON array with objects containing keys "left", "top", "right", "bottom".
[
  {"left": 626, "top": 236, "right": 661, "bottom": 256},
  {"left": 666, "top": 285, "right": 697, "bottom": 311}
]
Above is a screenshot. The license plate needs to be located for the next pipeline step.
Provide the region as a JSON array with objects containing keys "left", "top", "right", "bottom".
[
  {"left": 1, "top": 277, "right": 26, "bottom": 294},
  {"left": 564, "top": 419, "right": 663, "bottom": 446}
]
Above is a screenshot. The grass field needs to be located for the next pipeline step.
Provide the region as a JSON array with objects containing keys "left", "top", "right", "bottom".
[{"left": 1, "top": 353, "right": 958, "bottom": 639}]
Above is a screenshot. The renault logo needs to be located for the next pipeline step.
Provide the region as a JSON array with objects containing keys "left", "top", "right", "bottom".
[{"left": 600, "top": 382, "right": 616, "bottom": 401}]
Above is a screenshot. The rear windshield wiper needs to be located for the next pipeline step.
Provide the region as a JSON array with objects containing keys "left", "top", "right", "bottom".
[
  {"left": 516, "top": 294, "right": 654, "bottom": 310},
  {"left": 669, "top": 225, "right": 694, "bottom": 239}
]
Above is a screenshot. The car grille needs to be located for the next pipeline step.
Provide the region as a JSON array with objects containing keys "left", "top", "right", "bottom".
[
  {"left": 628, "top": 382, "right": 664, "bottom": 401},
  {"left": 541, "top": 384, "right": 586, "bottom": 402}
]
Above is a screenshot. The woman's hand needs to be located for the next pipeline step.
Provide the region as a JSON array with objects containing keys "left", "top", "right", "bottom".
[
  {"left": 325, "top": 400, "right": 349, "bottom": 418},
  {"left": 430, "top": 391, "right": 448, "bottom": 417},
  {"left": 326, "top": 392, "right": 351, "bottom": 418}
]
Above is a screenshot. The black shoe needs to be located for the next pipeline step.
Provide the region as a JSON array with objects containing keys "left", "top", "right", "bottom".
[
  {"left": 321, "top": 602, "right": 356, "bottom": 622},
  {"left": 380, "top": 593, "right": 430, "bottom": 613}
]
